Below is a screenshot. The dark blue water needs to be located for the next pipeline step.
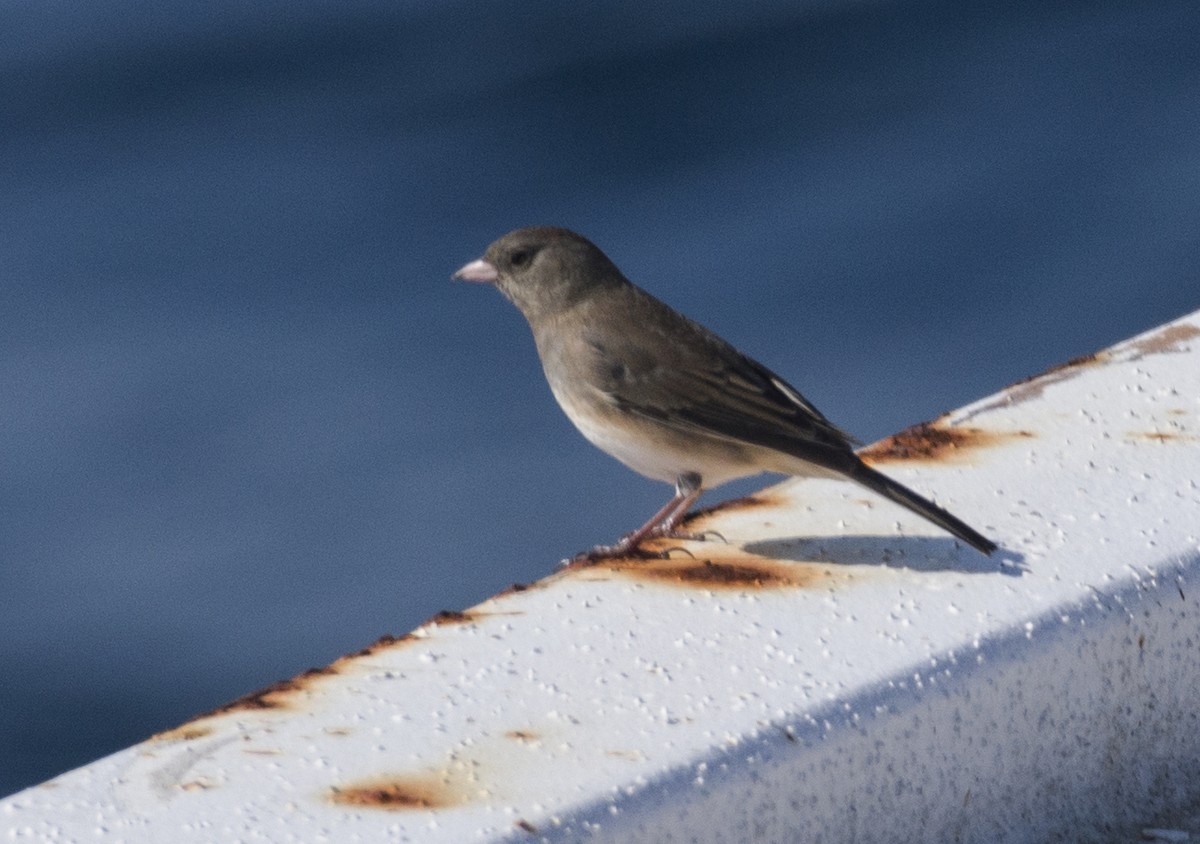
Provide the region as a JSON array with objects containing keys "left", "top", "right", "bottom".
[{"left": 3, "top": 0, "right": 1199, "bottom": 797}]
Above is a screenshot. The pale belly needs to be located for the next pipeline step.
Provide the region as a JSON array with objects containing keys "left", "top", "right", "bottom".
[{"left": 548, "top": 382, "right": 764, "bottom": 488}]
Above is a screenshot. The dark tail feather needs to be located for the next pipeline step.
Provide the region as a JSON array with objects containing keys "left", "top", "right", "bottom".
[{"left": 847, "top": 461, "right": 997, "bottom": 555}]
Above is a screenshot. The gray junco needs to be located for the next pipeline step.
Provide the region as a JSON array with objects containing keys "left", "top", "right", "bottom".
[{"left": 454, "top": 226, "right": 997, "bottom": 560}]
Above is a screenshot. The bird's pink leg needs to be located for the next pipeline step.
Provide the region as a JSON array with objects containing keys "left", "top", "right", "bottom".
[{"left": 571, "top": 473, "right": 703, "bottom": 564}]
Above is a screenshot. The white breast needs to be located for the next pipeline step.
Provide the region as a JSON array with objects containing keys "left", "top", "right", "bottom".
[{"left": 546, "top": 380, "right": 760, "bottom": 488}]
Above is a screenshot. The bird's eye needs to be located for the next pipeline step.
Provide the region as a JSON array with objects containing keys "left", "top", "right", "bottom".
[{"left": 510, "top": 249, "right": 532, "bottom": 268}]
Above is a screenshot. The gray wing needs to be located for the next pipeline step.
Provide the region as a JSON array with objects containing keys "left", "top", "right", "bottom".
[{"left": 583, "top": 289, "right": 861, "bottom": 473}]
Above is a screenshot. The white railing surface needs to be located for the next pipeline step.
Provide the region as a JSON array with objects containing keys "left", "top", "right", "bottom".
[{"left": 3, "top": 311, "right": 1198, "bottom": 843}]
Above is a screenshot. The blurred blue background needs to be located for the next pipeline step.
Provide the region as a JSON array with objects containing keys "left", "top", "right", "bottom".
[{"left": 3, "top": 0, "right": 1199, "bottom": 797}]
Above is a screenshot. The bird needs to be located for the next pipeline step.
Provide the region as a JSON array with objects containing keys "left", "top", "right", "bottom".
[{"left": 453, "top": 226, "right": 997, "bottom": 561}]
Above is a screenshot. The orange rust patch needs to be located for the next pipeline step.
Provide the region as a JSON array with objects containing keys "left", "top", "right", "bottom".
[
  {"left": 1124, "top": 322, "right": 1200, "bottom": 359},
  {"left": 590, "top": 556, "right": 831, "bottom": 589},
  {"left": 200, "top": 666, "right": 337, "bottom": 717},
  {"left": 342, "top": 633, "right": 417, "bottom": 661},
  {"left": 324, "top": 632, "right": 420, "bottom": 673},
  {"left": 330, "top": 774, "right": 472, "bottom": 811},
  {"left": 151, "top": 724, "right": 213, "bottom": 742},
  {"left": 688, "top": 494, "right": 781, "bottom": 520},
  {"left": 860, "top": 421, "right": 1033, "bottom": 464}
]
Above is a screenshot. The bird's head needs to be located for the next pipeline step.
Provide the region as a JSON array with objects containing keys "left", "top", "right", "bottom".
[{"left": 454, "top": 227, "right": 626, "bottom": 322}]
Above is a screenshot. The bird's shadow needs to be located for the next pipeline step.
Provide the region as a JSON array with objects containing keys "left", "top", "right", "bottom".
[{"left": 739, "top": 535, "right": 1026, "bottom": 577}]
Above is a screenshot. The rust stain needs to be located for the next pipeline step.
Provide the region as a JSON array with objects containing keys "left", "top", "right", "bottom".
[
  {"left": 974, "top": 351, "right": 1107, "bottom": 413},
  {"left": 330, "top": 773, "right": 473, "bottom": 811},
  {"left": 859, "top": 421, "right": 1033, "bottom": 465},
  {"left": 423, "top": 609, "right": 482, "bottom": 626},
  {"left": 966, "top": 320, "right": 1198, "bottom": 419},
  {"left": 688, "top": 494, "right": 782, "bottom": 519},
  {"left": 151, "top": 724, "right": 213, "bottom": 742},
  {"left": 516, "top": 819, "right": 538, "bottom": 834},
  {"left": 153, "top": 631, "right": 430, "bottom": 739},
  {"left": 497, "top": 581, "right": 532, "bottom": 596},
  {"left": 327, "top": 632, "right": 420, "bottom": 671},
  {"left": 505, "top": 729, "right": 540, "bottom": 742},
  {"left": 1128, "top": 431, "right": 1198, "bottom": 443},
  {"left": 204, "top": 666, "right": 338, "bottom": 717},
  {"left": 342, "top": 633, "right": 418, "bottom": 662},
  {"left": 1123, "top": 322, "right": 1200, "bottom": 359},
  {"left": 586, "top": 555, "right": 833, "bottom": 590}
]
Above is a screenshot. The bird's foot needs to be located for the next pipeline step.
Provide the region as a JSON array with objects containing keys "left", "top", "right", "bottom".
[
  {"left": 562, "top": 539, "right": 669, "bottom": 568},
  {"left": 653, "top": 527, "right": 728, "bottom": 544},
  {"left": 561, "top": 525, "right": 724, "bottom": 568}
]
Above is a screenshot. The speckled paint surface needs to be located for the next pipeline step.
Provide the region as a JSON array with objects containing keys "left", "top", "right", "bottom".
[{"left": 3, "top": 313, "right": 1198, "bottom": 843}]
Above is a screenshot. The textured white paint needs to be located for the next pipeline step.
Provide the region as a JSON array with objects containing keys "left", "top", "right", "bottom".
[{"left": 3, "top": 312, "right": 1199, "bottom": 843}]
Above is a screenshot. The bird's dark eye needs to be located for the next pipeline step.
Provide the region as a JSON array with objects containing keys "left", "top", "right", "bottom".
[{"left": 510, "top": 248, "right": 532, "bottom": 268}]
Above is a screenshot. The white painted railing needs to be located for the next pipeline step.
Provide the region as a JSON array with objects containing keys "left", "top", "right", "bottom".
[{"left": 4, "top": 311, "right": 1198, "bottom": 843}]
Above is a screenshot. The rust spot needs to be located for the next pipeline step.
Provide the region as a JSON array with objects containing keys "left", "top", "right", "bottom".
[
  {"left": 516, "top": 819, "right": 538, "bottom": 834},
  {"left": 423, "top": 609, "right": 480, "bottom": 626},
  {"left": 330, "top": 774, "right": 472, "bottom": 811},
  {"left": 1123, "top": 322, "right": 1200, "bottom": 359},
  {"left": 345, "top": 633, "right": 417, "bottom": 660},
  {"left": 1041, "top": 351, "right": 1106, "bottom": 376},
  {"left": 588, "top": 556, "right": 832, "bottom": 590},
  {"left": 498, "top": 581, "right": 531, "bottom": 596},
  {"left": 505, "top": 729, "right": 539, "bottom": 742},
  {"left": 1128, "top": 431, "right": 1198, "bottom": 443},
  {"left": 688, "top": 494, "right": 780, "bottom": 519},
  {"left": 203, "top": 666, "right": 337, "bottom": 717},
  {"left": 967, "top": 321, "right": 1197, "bottom": 418},
  {"left": 151, "top": 724, "right": 213, "bottom": 742},
  {"left": 975, "top": 351, "right": 1107, "bottom": 413},
  {"left": 859, "top": 421, "right": 1033, "bottom": 464}
]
